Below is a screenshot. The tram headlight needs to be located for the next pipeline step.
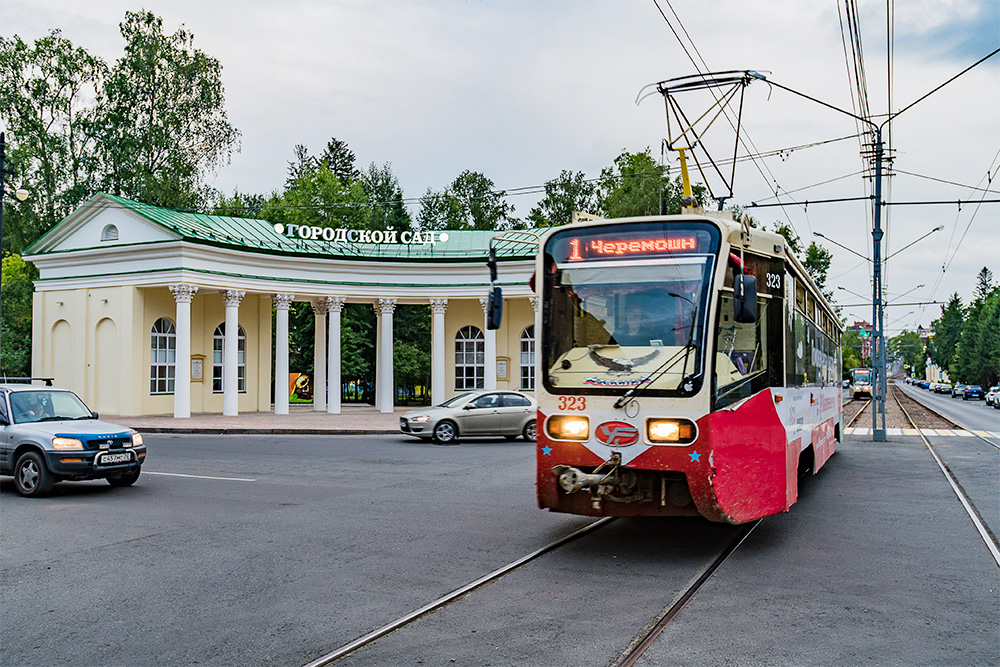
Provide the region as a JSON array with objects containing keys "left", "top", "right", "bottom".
[
  {"left": 646, "top": 418, "right": 696, "bottom": 444},
  {"left": 546, "top": 415, "right": 590, "bottom": 441}
]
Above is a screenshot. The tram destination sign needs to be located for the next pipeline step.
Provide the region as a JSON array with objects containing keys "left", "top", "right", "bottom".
[{"left": 273, "top": 223, "right": 450, "bottom": 246}]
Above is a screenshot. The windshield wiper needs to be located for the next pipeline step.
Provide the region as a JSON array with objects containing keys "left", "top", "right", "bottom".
[{"left": 614, "top": 292, "right": 701, "bottom": 410}]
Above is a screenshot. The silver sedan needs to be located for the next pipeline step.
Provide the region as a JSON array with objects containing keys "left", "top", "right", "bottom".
[{"left": 400, "top": 390, "right": 537, "bottom": 444}]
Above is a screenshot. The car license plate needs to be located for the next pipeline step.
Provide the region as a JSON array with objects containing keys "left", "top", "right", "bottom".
[{"left": 99, "top": 452, "right": 133, "bottom": 465}]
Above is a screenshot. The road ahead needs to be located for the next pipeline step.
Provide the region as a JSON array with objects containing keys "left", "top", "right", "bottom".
[{"left": 2, "top": 432, "right": 996, "bottom": 666}]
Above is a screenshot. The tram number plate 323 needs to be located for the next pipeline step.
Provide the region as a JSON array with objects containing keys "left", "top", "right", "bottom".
[{"left": 557, "top": 396, "right": 586, "bottom": 410}]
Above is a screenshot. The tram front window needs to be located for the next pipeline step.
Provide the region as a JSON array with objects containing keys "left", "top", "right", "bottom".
[{"left": 542, "top": 222, "right": 720, "bottom": 395}]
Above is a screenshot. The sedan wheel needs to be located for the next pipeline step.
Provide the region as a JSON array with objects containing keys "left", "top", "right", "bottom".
[
  {"left": 434, "top": 420, "right": 458, "bottom": 444},
  {"left": 14, "top": 451, "right": 54, "bottom": 497},
  {"left": 523, "top": 421, "right": 537, "bottom": 442}
]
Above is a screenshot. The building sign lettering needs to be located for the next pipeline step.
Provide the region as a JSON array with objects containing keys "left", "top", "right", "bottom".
[{"left": 273, "top": 223, "right": 450, "bottom": 246}]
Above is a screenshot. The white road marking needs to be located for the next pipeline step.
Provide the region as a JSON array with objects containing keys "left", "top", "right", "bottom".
[{"left": 144, "top": 471, "right": 256, "bottom": 482}]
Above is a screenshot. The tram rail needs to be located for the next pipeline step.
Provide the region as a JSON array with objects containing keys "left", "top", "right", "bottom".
[
  {"left": 890, "top": 387, "right": 1000, "bottom": 567},
  {"left": 844, "top": 399, "right": 871, "bottom": 428},
  {"left": 891, "top": 383, "right": 1000, "bottom": 451}
]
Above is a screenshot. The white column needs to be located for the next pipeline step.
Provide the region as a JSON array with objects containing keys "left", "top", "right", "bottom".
[
  {"left": 325, "top": 296, "right": 347, "bottom": 414},
  {"left": 530, "top": 295, "right": 541, "bottom": 393},
  {"left": 169, "top": 284, "right": 199, "bottom": 418},
  {"left": 373, "top": 304, "right": 383, "bottom": 409},
  {"left": 430, "top": 298, "right": 448, "bottom": 406},
  {"left": 222, "top": 290, "right": 245, "bottom": 416},
  {"left": 312, "top": 300, "right": 331, "bottom": 412},
  {"left": 378, "top": 298, "right": 397, "bottom": 413},
  {"left": 480, "top": 295, "right": 497, "bottom": 390},
  {"left": 273, "top": 294, "right": 295, "bottom": 415}
]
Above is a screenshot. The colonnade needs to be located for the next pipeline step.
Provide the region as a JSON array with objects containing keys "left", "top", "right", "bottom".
[{"left": 167, "top": 285, "right": 529, "bottom": 418}]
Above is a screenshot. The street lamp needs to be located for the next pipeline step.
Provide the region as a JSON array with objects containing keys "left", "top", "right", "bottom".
[{"left": 1, "top": 131, "right": 31, "bottom": 371}]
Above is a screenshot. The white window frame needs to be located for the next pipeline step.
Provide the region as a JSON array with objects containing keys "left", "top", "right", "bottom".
[
  {"left": 213, "top": 323, "right": 246, "bottom": 393},
  {"left": 455, "top": 325, "right": 485, "bottom": 390},
  {"left": 150, "top": 317, "right": 176, "bottom": 394},
  {"left": 520, "top": 325, "right": 535, "bottom": 391}
]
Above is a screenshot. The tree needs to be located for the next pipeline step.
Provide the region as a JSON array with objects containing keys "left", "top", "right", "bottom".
[
  {"left": 319, "top": 138, "right": 358, "bottom": 187},
  {"left": 0, "top": 30, "right": 106, "bottom": 251},
  {"left": 803, "top": 241, "right": 833, "bottom": 299},
  {"left": 265, "top": 159, "right": 369, "bottom": 231},
  {"left": 1, "top": 253, "right": 36, "bottom": 375},
  {"left": 526, "top": 170, "right": 597, "bottom": 227},
  {"left": 974, "top": 267, "right": 994, "bottom": 301},
  {"left": 97, "top": 10, "right": 240, "bottom": 209},
  {"left": 928, "top": 293, "right": 964, "bottom": 371},
  {"left": 361, "top": 162, "right": 412, "bottom": 232},
  {"left": 598, "top": 149, "right": 670, "bottom": 218},
  {"left": 842, "top": 329, "right": 863, "bottom": 377},
  {"left": 417, "top": 170, "right": 514, "bottom": 230},
  {"left": 889, "top": 330, "right": 926, "bottom": 378}
]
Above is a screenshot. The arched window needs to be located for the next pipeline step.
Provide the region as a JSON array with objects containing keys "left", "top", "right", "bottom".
[
  {"left": 101, "top": 224, "right": 119, "bottom": 242},
  {"left": 520, "top": 325, "right": 535, "bottom": 390},
  {"left": 150, "top": 318, "right": 176, "bottom": 394},
  {"left": 455, "top": 325, "right": 484, "bottom": 390},
  {"left": 213, "top": 323, "right": 246, "bottom": 393}
]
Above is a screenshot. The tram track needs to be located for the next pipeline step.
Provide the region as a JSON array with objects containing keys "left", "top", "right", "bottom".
[
  {"left": 891, "top": 383, "right": 1000, "bottom": 451},
  {"left": 844, "top": 398, "right": 871, "bottom": 428},
  {"left": 303, "top": 517, "right": 614, "bottom": 666},
  {"left": 305, "top": 513, "right": 763, "bottom": 666},
  {"left": 610, "top": 519, "right": 761, "bottom": 667},
  {"left": 890, "top": 387, "right": 1000, "bottom": 568}
]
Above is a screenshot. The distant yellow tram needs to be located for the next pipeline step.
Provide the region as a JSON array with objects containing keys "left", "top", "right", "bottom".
[{"left": 849, "top": 368, "right": 873, "bottom": 399}]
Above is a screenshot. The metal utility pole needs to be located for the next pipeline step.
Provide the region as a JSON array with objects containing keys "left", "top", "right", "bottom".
[{"left": 870, "top": 128, "right": 887, "bottom": 441}]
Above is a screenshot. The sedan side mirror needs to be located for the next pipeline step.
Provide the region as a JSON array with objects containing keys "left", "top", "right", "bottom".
[{"left": 91, "top": 411, "right": 100, "bottom": 420}]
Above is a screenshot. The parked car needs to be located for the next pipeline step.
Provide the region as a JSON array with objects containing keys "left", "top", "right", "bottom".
[
  {"left": 951, "top": 383, "right": 967, "bottom": 398},
  {"left": 963, "top": 385, "right": 984, "bottom": 401},
  {"left": 400, "top": 390, "right": 537, "bottom": 444},
  {"left": 0, "top": 383, "right": 145, "bottom": 497}
]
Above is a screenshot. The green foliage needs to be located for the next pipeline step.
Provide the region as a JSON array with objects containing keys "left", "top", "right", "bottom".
[
  {"left": 1, "top": 253, "right": 37, "bottom": 376},
  {"left": 928, "top": 292, "right": 964, "bottom": 371},
  {"left": 527, "top": 170, "right": 597, "bottom": 227},
  {"left": 889, "top": 330, "right": 926, "bottom": 377},
  {"left": 0, "top": 30, "right": 107, "bottom": 251},
  {"left": 417, "top": 170, "right": 515, "bottom": 230},
  {"left": 842, "top": 329, "right": 863, "bottom": 376},
  {"left": 803, "top": 242, "right": 832, "bottom": 293},
  {"left": 361, "top": 162, "right": 412, "bottom": 232},
  {"left": 97, "top": 10, "right": 240, "bottom": 209},
  {"left": 597, "top": 149, "right": 671, "bottom": 218}
]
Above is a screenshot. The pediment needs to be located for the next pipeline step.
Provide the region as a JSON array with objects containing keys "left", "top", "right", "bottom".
[{"left": 25, "top": 194, "right": 182, "bottom": 255}]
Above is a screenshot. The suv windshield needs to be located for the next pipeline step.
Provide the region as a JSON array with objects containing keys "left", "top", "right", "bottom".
[{"left": 9, "top": 391, "right": 93, "bottom": 424}]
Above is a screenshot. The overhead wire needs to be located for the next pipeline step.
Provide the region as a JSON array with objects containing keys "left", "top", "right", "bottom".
[{"left": 651, "top": 0, "right": 805, "bottom": 236}]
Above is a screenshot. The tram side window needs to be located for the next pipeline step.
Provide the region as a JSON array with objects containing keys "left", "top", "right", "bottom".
[{"left": 715, "top": 293, "right": 770, "bottom": 408}]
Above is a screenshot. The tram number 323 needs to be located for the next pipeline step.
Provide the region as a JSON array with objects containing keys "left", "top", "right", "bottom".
[
  {"left": 765, "top": 272, "right": 781, "bottom": 290},
  {"left": 558, "top": 396, "right": 587, "bottom": 410}
]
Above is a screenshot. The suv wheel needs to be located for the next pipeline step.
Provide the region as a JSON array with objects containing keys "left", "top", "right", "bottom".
[
  {"left": 433, "top": 420, "right": 458, "bottom": 444},
  {"left": 107, "top": 470, "right": 141, "bottom": 487},
  {"left": 14, "top": 451, "right": 54, "bottom": 497}
]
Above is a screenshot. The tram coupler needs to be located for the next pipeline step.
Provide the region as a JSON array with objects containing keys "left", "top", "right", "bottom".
[{"left": 552, "top": 453, "right": 634, "bottom": 509}]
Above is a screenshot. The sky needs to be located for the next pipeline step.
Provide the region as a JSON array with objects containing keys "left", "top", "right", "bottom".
[{"left": 3, "top": 0, "right": 998, "bottom": 334}]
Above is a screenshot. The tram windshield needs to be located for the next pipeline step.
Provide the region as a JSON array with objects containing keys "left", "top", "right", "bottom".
[
  {"left": 851, "top": 368, "right": 872, "bottom": 385},
  {"left": 542, "top": 221, "right": 721, "bottom": 395}
]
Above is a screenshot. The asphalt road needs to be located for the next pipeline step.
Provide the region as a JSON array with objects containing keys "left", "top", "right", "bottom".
[
  {"left": 1, "top": 431, "right": 996, "bottom": 666},
  {"left": 895, "top": 381, "right": 1000, "bottom": 435}
]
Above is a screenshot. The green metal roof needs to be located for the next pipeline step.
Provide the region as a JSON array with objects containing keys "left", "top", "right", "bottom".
[{"left": 28, "top": 193, "right": 542, "bottom": 261}]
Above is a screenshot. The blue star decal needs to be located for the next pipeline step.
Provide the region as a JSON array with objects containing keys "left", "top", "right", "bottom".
[
  {"left": 689, "top": 450, "right": 701, "bottom": 463},
  {"left": 541, "top": 446, "right": 552, "bottom": 456}
]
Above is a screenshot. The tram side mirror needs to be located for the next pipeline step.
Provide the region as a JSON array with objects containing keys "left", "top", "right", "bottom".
[
  {"left": 733, "top": 274, "right": 757, "bottom": 323},
  {"left": 486, "top": 286, "right": 503, "bottom": 330},
  {"left": 487, "top": 248, "right": 498, "bottom": 283}
]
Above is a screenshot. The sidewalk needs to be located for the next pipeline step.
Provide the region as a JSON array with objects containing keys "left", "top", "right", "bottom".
[{"left": 113, "top": 404, "right": 406, "bottom": 435}]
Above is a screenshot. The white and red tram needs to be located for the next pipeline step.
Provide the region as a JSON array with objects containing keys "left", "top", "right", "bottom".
[{"left": 516, "top": 210, "right": 842, "bottom": 524}]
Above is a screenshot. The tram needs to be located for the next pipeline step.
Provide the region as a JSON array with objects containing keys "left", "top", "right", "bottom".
[
  {"left": 849, "top": 367, "right": 873, "bottom": 399},
  {"left": 491, "top": 205, "right": 842, "bottom": 524}
]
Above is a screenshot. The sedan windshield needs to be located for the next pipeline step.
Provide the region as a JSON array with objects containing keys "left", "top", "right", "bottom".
[{"left": 10, "top": 391, "right": 93, "bottom": 424}]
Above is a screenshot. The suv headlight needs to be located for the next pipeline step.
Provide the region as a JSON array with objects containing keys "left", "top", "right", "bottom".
[
  {"left": 132, "top": 433, "right": 144, "bottom": 447},
  {"left": 52, "top": 437, "right": 83, "bottom": 450}
]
